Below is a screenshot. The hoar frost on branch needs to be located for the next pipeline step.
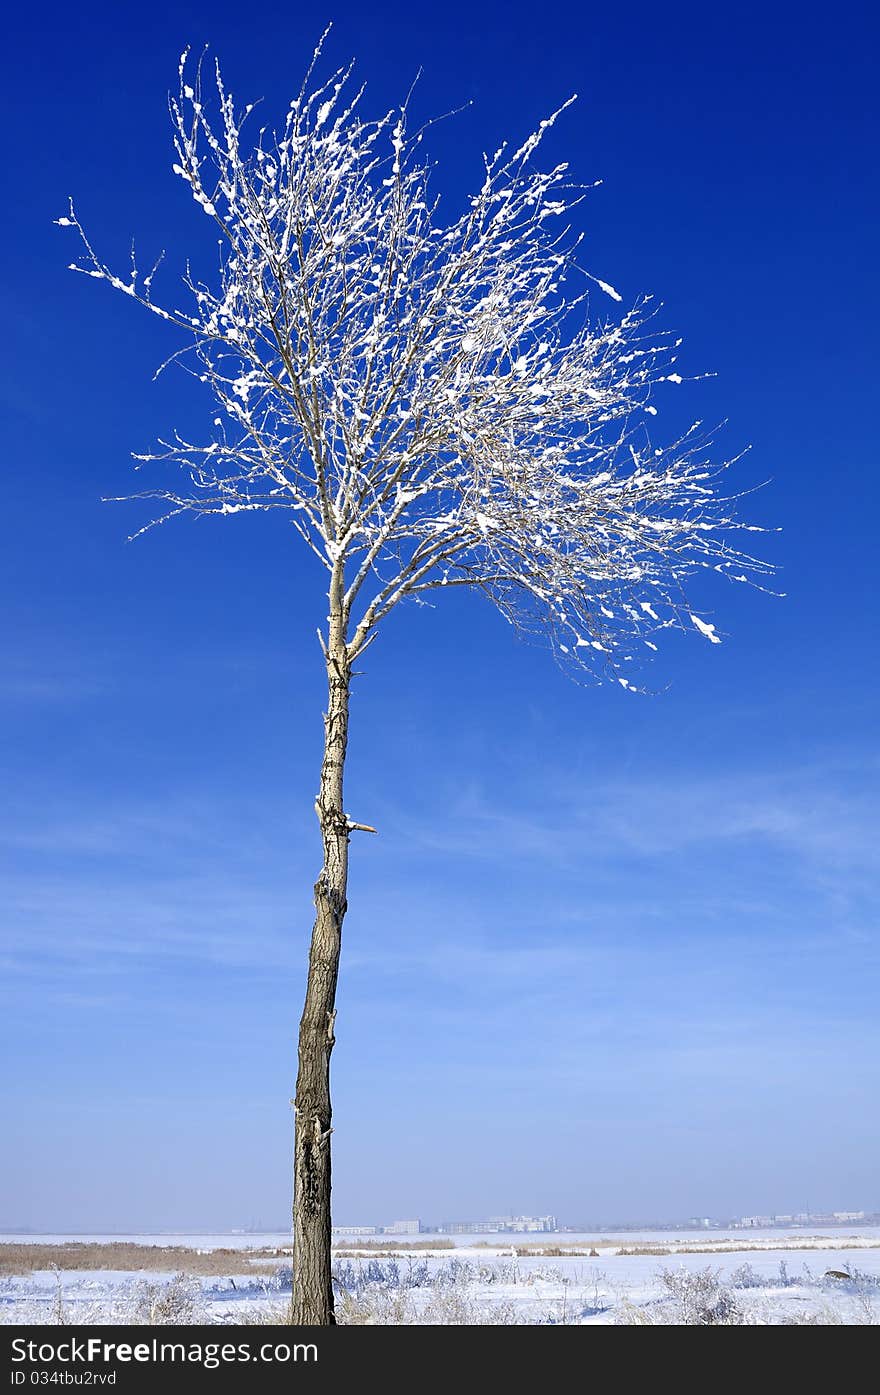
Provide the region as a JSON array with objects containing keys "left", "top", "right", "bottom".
[{"left": 58, "top": 36, "right": 771, "bottom": 684}]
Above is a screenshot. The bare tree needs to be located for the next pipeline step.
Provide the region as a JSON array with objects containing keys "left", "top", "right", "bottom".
[{"left": 58, "top": 35, "right": 769, "bottom": 1324}]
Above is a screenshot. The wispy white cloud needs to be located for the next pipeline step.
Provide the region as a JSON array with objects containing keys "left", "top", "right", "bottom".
[
  {"left": 380, "top": 755, "right": 880, "bottom": 875},
  {"left": 0, "top": 671, "right": 112, "bottom": 704},
  {"left": 1, "top": 751, "right": 876, "bottom": 1014}
]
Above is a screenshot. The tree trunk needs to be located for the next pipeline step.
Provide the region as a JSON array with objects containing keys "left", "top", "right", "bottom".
[{"left": 291, "top": 606, "right": 351, "bottom": 1325}]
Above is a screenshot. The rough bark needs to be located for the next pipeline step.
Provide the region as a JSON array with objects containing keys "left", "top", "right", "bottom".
[{"left": 291, "top": 591, "right": 351, "bottom": 1325}]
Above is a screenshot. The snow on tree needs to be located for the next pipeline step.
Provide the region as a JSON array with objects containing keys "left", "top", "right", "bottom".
[{"left": 58, "top": 33, "right": 770, "bottom": 1324}]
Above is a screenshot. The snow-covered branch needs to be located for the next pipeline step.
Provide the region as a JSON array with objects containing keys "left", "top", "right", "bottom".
[{"left": 60, "top": 36, "right": 771, "bottom": 681}]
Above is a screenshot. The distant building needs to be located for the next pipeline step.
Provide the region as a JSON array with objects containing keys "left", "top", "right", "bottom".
[
  {"left": 739, "top": 1209, "right": 867, "bottom": 1229},
  {"left": 488, "top": 1215, "right": 558, "bottom": 1233},
  {"left": 384, "top": 1219, "right": 421, "bottom": 1235},
  {"left": 517, "top": 1216, "right": 556, "bottom": 1233},
  {"left": 438, "top": 1221, "right": 497, "bottom": 1234},
  {"left": 331, "top": 1225, "right": 378, "bottom": 1236}
]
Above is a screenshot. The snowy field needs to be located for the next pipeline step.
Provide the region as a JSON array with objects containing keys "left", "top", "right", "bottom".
[
  {"left": 6, "top": 1224, "right": 880, "bottom": 1250},
  {"left": 2, "top": 1229, "right": 879, "bottom": 1325}
]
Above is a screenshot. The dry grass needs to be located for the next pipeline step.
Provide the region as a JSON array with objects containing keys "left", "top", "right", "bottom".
[
  {"left": 0, "top": 1243, "right": 281, "bottom": 1277},
  {"left": 331, "top": 1238, "right": 454, "bottom": 1253},
  {"left": 334, "top": 1287, "right": 522, "bottom": 1325},
  {"left": 471, "top": 1244, "right": 621, "bottom": 1255},
  {"left": 616, "top": 1246, "right": 673, "bottom": 1256},
  {"left": 479, "top": 1245, "right": 603, "bottom": 1258},
  {"left": 463, "top": 1235, "right": 880, "bottom": 1259},
  {"left": 615, "top": 1241, "right": 880, "bottom": 1257}
]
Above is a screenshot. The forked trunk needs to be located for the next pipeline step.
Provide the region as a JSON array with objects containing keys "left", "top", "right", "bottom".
[{"left": 291, "top": 614, "right": 351, "bottom": 1325}]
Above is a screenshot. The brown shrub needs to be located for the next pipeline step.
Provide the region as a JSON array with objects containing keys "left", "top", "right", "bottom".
[{"left": 0, "top": 1243, "right": 280, "bottom": 1277}]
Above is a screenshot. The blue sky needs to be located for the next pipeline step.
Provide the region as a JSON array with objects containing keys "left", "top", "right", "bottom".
[{"left": 2, "top": 0, "right": 878, "bottom": 1230}]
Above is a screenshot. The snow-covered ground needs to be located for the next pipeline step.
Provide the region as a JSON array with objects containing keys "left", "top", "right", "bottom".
[
  {"left": 2, "top": 1229, "right": 879, "bottom": 1325},
  {"left": 5, "top": 1225, "right": 880, "bottom": 1250}
]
